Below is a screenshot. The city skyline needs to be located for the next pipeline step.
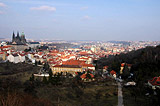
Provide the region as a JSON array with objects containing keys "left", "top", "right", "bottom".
[{"left": 0, "top": 0, "right": 160, "bottom": 41}]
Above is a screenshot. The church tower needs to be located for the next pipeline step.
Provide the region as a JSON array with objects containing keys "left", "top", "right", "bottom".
[
  {"left": 16, "top": 31, "right": 21, "bottom": 43},
  {"left": 12, "top": 31, "right": 15, "bottom": 42},
  {"left": 17, "top": 31, "right": 20, "bottom": 39},
  {"left": 11, "top": 31, "right": 27, "bottom": 45},
  {"left": 21, "top": 32, "right": 26, "bottom": 44}
]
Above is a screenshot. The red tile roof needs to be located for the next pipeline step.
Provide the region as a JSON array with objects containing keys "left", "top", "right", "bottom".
[
  {"left": 0, "top": 52, "right": 4, "bottom": 54},
  {"left": 62, "top": 60, "right": 85, "bottom": 66},
  {"left": 110, "top": 70, "right": 116, "bottom": 75},
  {"left": 82, "top": 64, "right": 94, "bottom": 67},
  {"left": 80, "top": 73, "right": 94, "bottom": 79},
  {"left": 78, "top": 51, "right": 91, "bottom": 56},
  {"left": 121, "top": 63, "right": 125, "bottom": 67},
  {"left": 103, "top": 66, "right": 108, "bottom": 69},
  {"left": 50, "top": 50, "right": 59, "bottom": 53},
  {"left": 127, "top": 64, "right": 132, "bottom": 67}
]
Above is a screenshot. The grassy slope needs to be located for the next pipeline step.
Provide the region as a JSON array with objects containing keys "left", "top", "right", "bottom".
[
  {"left": 0, "top": 62, "right": 118, "bottom": 106},
  {"left": 0, "top": 62, "right": 40, "bottom": 82},
  {"left": 36, "top": 80, "right": 118, "bottom": 106}
]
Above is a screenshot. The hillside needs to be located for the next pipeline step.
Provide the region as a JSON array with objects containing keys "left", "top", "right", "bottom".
[
  {"left": 0, "top": 62, "right": 40, "bottom": 75},
  {"left": 98, "top": 45, "right": 160, "bottom": 82},
  {"left": 0, "top": 62, "right": 118, "bottom": 106},
  {"left": 97, "top": 45, "right": 160, "bottom": 106}
]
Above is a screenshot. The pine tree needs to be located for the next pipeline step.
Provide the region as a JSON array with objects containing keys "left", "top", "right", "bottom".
[
  {"left": 43, "top": 62, "right": 50, "bottom": 71},
  {"left": 43, "top": 76, "right": 48, "bottom": 84},
  {"left": 38, "top": 60, "right": 42, "bottom": 65},
  {"left": 48, "top": 69, "right": 53, "bottom": 83},
  {"left": 86, "top": 71, "right": 92, "bottom": 79},
  {"left": 29, "top": 74, "right": 35, "bottom": 82},
  {"left": 35, "top": 60, "right": 37, "bottom": 66}
]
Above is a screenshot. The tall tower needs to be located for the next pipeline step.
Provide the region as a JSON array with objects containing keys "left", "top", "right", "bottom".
[
  {"left": 16, "top": 31, "right": 21, "bottom": 43},
  {"left": 17, "top": 31, "right": 20, "bottom": 38},
  {"left": 12, "top": 31, "right": 15, "bottom": 42},
  {"left": 21, "top": 32, "right": 26, "bottom": 44}
]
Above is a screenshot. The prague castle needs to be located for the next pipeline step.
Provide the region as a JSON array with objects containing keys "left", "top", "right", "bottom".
[
  {"left": 9, "top": 31, "right": 28, "bottom": 51},
  {"left": 9, "top": 31, "right": 40, "bottom": 51},
  {"left": 12, "top": 32, "right": 27, "bottom": 45}
]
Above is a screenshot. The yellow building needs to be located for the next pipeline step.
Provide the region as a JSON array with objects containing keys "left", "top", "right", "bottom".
[{"left": 51, "top": 65, "right": 83, "bottom": 74}]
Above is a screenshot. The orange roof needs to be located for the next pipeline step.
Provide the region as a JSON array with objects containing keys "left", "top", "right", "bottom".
[
  {"left": 49, "top": 59, "right": 55, "bottom": 61},
  {"left": 53, "top": 65, "right": 61, "bottom": 67},
  {"left": 78, "top": 51, "right": 90, "bottom": 55},
  {"left": 110, "top": 70, "right": 116, "bottom": 75},
  {"left": 38, "top": 52, "right": 43, "bottom": 55},
  {"left": 69, "top": 54, "right": 76, "bottom": 56},
  {"left": 103, "top": 66, "right": 108, "bottom": 69},
  {"left": 62, "top": 60, "right": 85, "bottom": 66},
  {"left": 49, "top": 61, "right": 57, "bottom": 64},
  {"left": 0, "top": 52, "right": 4, "bottom": 54},
  {"left": 149, "top": 77, "right": 160, "bottom": 86},
  {"left": 6, "top": 53, "right": 9, "bottom": 56},
  {"left": 1, "top": 45, "right": 12, "bottom": 48},
  {"left": 121, "top": 63, "right": 125, "bottom": 67},
  {"left": 82, "top": 64, "right": 94, "bottom": 67},
  {"left": 79, "top": 57, "right": 88, "bottom": 60},
  {"left": 80, "top": 73, "right": 94, "bottom": 79},
  {"left": 50, "top": 50, "right": 59, "bottom": 53},
  {"left": 127, "top": 64, "right": 132, "bottom": 67},
  {"left": 75, "top": 72, "right": 78, "bottom": 75}
]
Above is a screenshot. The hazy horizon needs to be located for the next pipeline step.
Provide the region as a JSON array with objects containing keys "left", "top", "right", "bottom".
[{"left": 0, "top": 0, "right": 160, "bottom": 41}]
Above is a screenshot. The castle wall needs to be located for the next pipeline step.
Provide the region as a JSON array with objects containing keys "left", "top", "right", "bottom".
[{"left": 10, "top": 45, "right": 28, "bottom": 51}]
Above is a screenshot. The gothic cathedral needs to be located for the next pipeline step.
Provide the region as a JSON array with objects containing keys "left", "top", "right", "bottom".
[{"left": 12, "top": 32, "right": 27, "bottom": 45}]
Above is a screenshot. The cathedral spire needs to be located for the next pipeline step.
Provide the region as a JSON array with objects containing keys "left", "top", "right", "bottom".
[
  {"left": 11, "top": 31, "right": 27, "bottom": 45},
  {"left": 12, "top": 31, "right": 15, "bottom": 38},
  {"left": 17, "top": 31, "right": 20, "bottom": 38},
  {"left": 12, "top": 31, "right": 15, "bottom": 42}
]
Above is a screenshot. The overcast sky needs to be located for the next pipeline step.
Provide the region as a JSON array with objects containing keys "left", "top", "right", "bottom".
[{"left": 0, "top": 0, "right": 160, "bottom": 41}]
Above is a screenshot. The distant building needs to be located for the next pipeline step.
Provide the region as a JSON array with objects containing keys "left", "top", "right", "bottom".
[
  {"left": 12, "top": 31, "right": 27, "bottom": 45},
  {"left": 28, "top": 42, "right": 40, "bottom": 49},
  {"left": 52, "top": 65, "right": 83, "bottom": 74},
  {"left": 51, "top": 60, "right": 95, "bottom": 74},
  {"left": 7, "top": 53, "right": 25, "bottom": 63},
  {"left": 8, "top": 31, "right": 28, "bottom": 51},
  {"left": 0, "top": 52, "right": 6, "bottom": 61}
]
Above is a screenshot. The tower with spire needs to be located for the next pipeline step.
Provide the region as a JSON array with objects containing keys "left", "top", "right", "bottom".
[
  {"left": 12, "top": 31, "right": 15, "bottom": 42},
  {"left": 11, "top": 31, "right": 27, "bottom": 45},
  {"left": 21, "top": 32, "right": 26, "bottom": 44}
]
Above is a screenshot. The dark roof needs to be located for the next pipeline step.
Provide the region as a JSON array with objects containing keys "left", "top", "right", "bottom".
[
  {"left": 29, "top": 42, "right": 40, "bottom": 44},
  {"left": 54, "top": 65, "right": 81, "bottom": 68}
]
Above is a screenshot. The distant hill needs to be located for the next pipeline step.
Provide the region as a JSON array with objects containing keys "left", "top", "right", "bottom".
[
  {"left": 0, "top": 38, "right": 4, "bottom": 41},
  {"left": 108, "top": 41, "right": 131, "bottom": 45},
  {"left": 48, "top": 43, "right": 75, "bottom": 49},
  {"left": 0, "top": 38, "right": 10, "bottom": 42}
]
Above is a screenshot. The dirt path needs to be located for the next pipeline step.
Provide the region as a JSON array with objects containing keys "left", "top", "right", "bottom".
[{"left": 118, "top": 82, "right": 124, "bottom": 106}]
